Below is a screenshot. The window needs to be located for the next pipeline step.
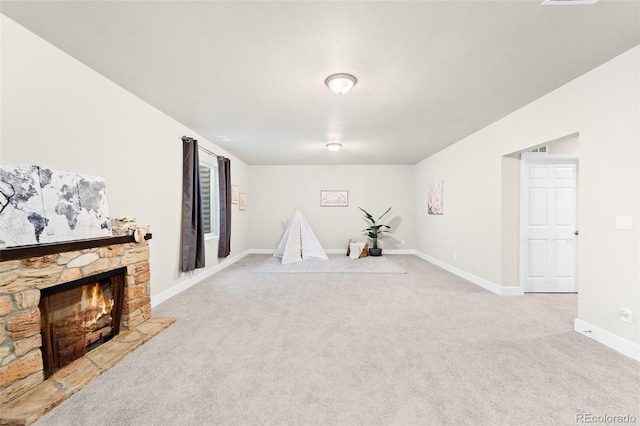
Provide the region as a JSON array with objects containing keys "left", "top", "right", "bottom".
[{"left": 199, "top": 160, "right": 219, "bottom": 238}]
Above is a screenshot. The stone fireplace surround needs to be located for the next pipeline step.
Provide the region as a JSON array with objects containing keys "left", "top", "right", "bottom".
[{"left": 0, "top": 227, "right": 174, "bottom": 424}]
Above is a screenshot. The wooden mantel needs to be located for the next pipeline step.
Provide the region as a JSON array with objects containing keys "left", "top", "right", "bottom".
[{"left": 0, "top": 233, "right": 152, "bottom": 262}]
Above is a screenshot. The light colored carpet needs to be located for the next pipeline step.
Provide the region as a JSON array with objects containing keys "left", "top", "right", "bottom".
[
  {"left": 254, "top": 255, "right": 407, "bottom": 274},
  {"left": 35, "top": 254, "right": 639, "bottom": 426}
]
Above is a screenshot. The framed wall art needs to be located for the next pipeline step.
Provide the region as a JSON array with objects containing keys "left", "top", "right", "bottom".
[
  {"left": 321, "top": 190, "right": 348, "bottom": 207},
  {"left": 0, "top": 162, "right": 111, "bottom": 246},
  {"left": 231, "top": 185, "right": 239, "bottom": 204},
  {"left": 427, "top": 180, "right": 443, "bottom": 215}
]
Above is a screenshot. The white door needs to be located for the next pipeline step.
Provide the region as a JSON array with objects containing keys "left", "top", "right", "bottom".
[{"left": 522, "top": 158, "right": 577, "bottom": 292}]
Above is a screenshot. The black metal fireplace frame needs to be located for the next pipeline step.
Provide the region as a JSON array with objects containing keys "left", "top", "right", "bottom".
[
  {"left": 39, "top": 266, "right": 127, "bottom": 378},
  {"left": 40, "top": 266, "right": 127, "bottom": 297}
]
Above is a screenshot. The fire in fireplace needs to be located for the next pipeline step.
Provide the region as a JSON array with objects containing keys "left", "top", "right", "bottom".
[{"left": 39, "top": 267, "right": 126, "bottom": 378}]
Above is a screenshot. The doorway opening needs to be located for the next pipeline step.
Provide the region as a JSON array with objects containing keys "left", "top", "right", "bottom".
[{"left": 501, "top": 132, "right": 580, "bottom": 293}]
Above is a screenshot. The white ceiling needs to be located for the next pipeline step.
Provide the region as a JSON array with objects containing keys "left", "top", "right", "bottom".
[{"left": 2, "top": 1, "right": 638, "bottom": 165}]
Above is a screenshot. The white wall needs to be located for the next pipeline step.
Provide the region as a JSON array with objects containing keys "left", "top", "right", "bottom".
[
  {"left": 1, "top": 16, "right": 250, "bottom": 298},
  {"left": 3, "top": 13, "right": 637, "bottom": 355},
  {"left": 415, "top": 46, "right": 639, "bottom": 345},
  {"left": 249, "top": 165, "right": 415, "bottom": 251},
  {"left": 548, "top": 134, "right": 579, "bottom": 155}
]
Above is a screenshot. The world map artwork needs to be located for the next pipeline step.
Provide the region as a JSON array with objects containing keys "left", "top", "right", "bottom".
[{"left": 0, "top": 162, "right": 112, "bottom": 247}]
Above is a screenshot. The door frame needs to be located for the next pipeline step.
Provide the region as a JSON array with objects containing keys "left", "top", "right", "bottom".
[{"left": 519, "top": 153, "right": 579, "bottom": 293}]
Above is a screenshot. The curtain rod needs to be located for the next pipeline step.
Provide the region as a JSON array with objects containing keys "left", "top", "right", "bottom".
[
  {"left": 198, "top": 145, "right": 219, "bottom": 157},
  {"left": 182, "top": 135, "right": 220, "bottom": 157}
]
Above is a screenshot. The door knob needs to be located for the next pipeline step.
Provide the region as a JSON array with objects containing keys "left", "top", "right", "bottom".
[{"left": 574, "top": 230, "right": 579, "bottom": 236}]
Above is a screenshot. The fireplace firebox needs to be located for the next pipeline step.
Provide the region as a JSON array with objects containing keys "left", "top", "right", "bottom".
[{"left": 39, "top": 267, "right": 126, "bottom": 378}]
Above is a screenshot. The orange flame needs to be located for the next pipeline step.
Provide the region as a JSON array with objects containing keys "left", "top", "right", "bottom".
[{"left": 81, "top": 283, "right": 114, "bottom": 327}]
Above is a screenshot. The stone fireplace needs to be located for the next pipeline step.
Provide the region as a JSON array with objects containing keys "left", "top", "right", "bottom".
[{"left": 0, "top": 227, "right": 173, "bottom": 424}]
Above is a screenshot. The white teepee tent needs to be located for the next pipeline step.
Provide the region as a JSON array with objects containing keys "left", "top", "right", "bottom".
[{"left": 274, "top": 208, "right": 328, "bottom": 264}]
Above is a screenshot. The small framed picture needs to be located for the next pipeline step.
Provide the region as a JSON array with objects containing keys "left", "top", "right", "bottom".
[
  {"left": 239, "top": 192, "right": 246, "bottom": 210},
  {"left": 427, "top": 180, "right": 443, "bottom": 215},
  {"left": 231, "top": 185, "right": 239, "bottom": 204},
  {"left": 321, "top": 190, "right": 348, "bottom": 207}
]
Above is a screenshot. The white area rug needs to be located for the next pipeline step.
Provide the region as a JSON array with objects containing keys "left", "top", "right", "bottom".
[{"left": 254, "top": 255, "right": 407, "bottom": 274}]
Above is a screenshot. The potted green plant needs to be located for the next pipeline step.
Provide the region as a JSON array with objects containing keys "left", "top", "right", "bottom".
[{"left": 359, "top": 206, "right": 391, "bottom": 256}]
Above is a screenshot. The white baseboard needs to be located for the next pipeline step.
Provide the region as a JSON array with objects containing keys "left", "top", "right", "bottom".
[
  {"left": 324, "top": 249, "right": 345, "bottom": 254},
  {"left": 381, "top": 249, "right": 416, "bottom": 255},
  {"left": 249, "top": 248, "right": 414, "bottom": 255},
  {"left": 574, "top": 319, "right": 640, "bottom": 361},
  {"left": 151, "top": 249, "right": 251, "bottom": 307},
  {"left": 250, "top": 248, "right": 416, "bottom": 255},
  {"left": 325, "top": 248, "right": 415, "bottom": 254},
  {"left": 413, "top": 250, "right": 523, "bottom": 296}
]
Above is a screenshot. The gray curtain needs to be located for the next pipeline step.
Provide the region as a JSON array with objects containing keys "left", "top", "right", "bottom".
[
  {"left": 217, "top": 156, "right": 232, "bottom": 258},
  {"left": 181, "top": 136, "right": 206, "bottom": 272}
]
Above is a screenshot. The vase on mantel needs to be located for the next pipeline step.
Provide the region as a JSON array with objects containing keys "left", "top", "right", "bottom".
[{"left": 111, "top": 224, "right": 133, "bottom": 237}]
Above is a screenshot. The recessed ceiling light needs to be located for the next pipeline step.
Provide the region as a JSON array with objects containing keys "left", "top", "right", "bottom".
[
  {"left": 217, "top": 136, "right": 231, "bottom": 142},
  {"left": 325, "top": 73, "right": 357, "bottom": 95},
  {"left": 326, "top": 143, "right": 343, "bottom": 152}
]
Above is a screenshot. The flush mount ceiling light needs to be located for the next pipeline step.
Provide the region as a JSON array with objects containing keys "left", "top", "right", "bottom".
[
  {"left": 326, "top": 143, "right": 343, "bottom": 152},
  {"left": 325, "top": 73, "right": 357, "bottom": 95},
  {"left": 542, "top": 0, "right": 598, "bottom": 4}
]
